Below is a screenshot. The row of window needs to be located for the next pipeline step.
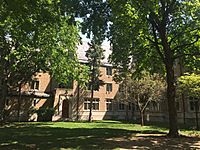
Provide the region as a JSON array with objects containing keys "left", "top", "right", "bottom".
[
  {"left": 176, "top": 101, "right": 200, "bottom": 112},
  {"left": 83, "top": 99, "right": 161, "bottom": 111},
  {"left": 30, "top": 66, "right": 113, "bottom": 91},
  {"left": 84, "top": 99, "right": 128, "bottom": 111},
  {"left": 87, "top": 83, "right": 113, "bottom": 92}
]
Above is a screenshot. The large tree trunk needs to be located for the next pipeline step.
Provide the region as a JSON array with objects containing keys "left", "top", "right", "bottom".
[
  {"left": 17, "top": 84, "right": 22, "bottom": 122},
  {"left": 165, "top": 54, "right": 179, "bottom": 137},
  {"left": 159, "top": 26, "right": 179, "bottom": 137},
  {"left": 179, "top": 58, "right": 186, "bottom": 125},
  {"left": 0, "top": 80, "right": 7, "bottom": 122},
  {"left": 88, "top": 74, "right": 94, "bottom": 122},
  {"left": 140, "top": 110, "right": 144, "bottom": 126},
  {"left": 88, "top": 88, "right": 93, "bottom": 122},
  {"left": 76, "top": 83, "right": 80, "bottom": 121},
  {"left": 195, "top": 101, "right": 199, "bottom": 130},
  {"left": 125, "top": 77, "right": 129, "bottom": 121}
]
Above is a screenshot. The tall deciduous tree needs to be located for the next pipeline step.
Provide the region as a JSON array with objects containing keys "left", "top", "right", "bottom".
[
  {"left": 68, "top": 0, "right": 199, "bottom": 136},
  {"left": 109, "top": 0, "right": 200, "bottom": 137},
  {"left": 0, "top": 0, "right": 82, "bottom": 121},
  {"left": 85, "top": 40, "right": 104, "bottom": 122}
]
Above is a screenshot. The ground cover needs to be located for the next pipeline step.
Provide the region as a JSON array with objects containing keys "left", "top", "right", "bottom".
[{"left": 0, "top": 120, "right": 199, "bottom": 149}]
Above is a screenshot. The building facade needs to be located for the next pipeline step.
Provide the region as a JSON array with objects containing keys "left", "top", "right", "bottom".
[{"left": 4, "top": 42, "right": 199, "bottom": 126}]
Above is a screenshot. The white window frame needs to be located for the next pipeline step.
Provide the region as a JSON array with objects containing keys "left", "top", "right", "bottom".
[
  {"left": 84, "top": 98, "right": 100, "bottom": 110},
  {"left": 106, "top": 83, "right": 112, "bottom": 92},
  {"left": 106, "top": 99, "right": 113, "bottom": 111},
  {"left": 106, "top": 66, "right": 112, "bottom": 76}
]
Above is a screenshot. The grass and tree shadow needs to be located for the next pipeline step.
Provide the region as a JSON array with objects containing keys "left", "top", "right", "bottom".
[{"left": 0, "top": 121, "right": 199, "bottom": 149}]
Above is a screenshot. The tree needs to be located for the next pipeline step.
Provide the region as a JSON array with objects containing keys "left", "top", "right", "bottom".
[
  {"left": 116, "top": 73, "right": 166, "bottom": 126},
  {"left": 178, "top": 73, "right": 200, "bottom": 130},
  {"left": 67, "top": 0, "right": 199, "bottom": 136},
  {"left": 85, "top": 40, "right": 105, "bottom": 122},
  {"left": 0, "top": 0, "right": 82, "bottom": 121},
  {"left": 109, "top": 0, "right": 200, "bottom": 137}
]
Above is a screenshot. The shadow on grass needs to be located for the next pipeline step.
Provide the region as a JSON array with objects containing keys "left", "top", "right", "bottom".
[{"left": 0, "top": 123, "right": 199, "bottom": 150}]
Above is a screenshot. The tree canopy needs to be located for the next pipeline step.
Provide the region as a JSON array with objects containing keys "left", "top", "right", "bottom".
[
  {"left": 116, "top": 73, "right": 166, "bottom": 126},
  {"left": 76, "top": 0, "right": 200, "bottom": 137},
  {"left": 0, "top": 0, "right": 87, "bottom": 121},
  {"left": 85, "top": 40, "right": 105, "bottom": 122},
  {"left": 178, "top": 73, "right": 200, "bottom": 98}
]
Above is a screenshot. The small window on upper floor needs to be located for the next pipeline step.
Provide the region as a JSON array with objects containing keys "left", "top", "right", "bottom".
[
  {"left": 87, "top": 82, "right": 99, "bottom": 91},
  {"left": 106, "top": 83, "right": 112, "bottom": 92},
  {"left": 31, "top": 80, "right": 39, "bottom": 90},
  {"left": 106, "top": 66, "right": 112, "bottom": 76}
]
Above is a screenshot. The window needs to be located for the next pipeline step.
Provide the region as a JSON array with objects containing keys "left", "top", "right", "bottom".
[
  {"left": 128, "top": 102, "right": 132, "bottom": 110},
  {"left": 84, "top": 99, "right": 99, "bottom": 110},
  {"left": 150, "top": 102, "right": 160, "bottom": 111},
  {"left": 87, "top": 82, "right": 99, "bottom": 91},
  {"left": 84, "top": 99, "right": 90, "bottom": 110},
  {"left": 189, "top": 97, "right": 199, "bottom": 112},
  {"left": 119, "top": 102, "right": 125, "bottom": 110},
  {"left": 132, "top": 103, "right": 135, "bottom": 111},
  {"left": 106, "top": 83, "right": 112, "bottom": 92},
  {"left": 31, "top": 80, "right": 39, "bottom": 90},
  {"left": 190, "top": 101, "right": 196, "bottom": 111},
  {"left": 106, "top": 99, "right": 113, "bottom": 111},
  {"left": 176, "top": 101, "right": 180, "bottom": 111},
  {"left": 106, "top": 67, "right": 112, "bottom": 76},
  {"left": 93, "top": 99, "right": 99, "bottom": 110}
]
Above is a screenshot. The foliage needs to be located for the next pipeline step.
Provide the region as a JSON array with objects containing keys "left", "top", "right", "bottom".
[
  {"left": 0, "top": 0, "right": 88, "bottom": 120},
  {"left": 36, "top": 107, "right": 55, "bottom": 122},
  {"left": 0, "top": 0, "right": 80, "bottom": 86},
  {"left": 178, "top": 73, "right": 200, "bottom": 98},
  {"left": 116, "top": 73, "right": 166, "bottom": 126},
  {"left": 85, "top": 40, "right": 105, "bottom": 121},
  {"left": 108, "top": 0, "right": 200, "bottom": 137},
  {"left": 85, "top": 40, "right": 105, "bottom": 90}
]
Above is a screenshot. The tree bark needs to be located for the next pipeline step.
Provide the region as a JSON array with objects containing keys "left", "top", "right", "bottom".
[
  {"left": 88, "top": 73, "right": 94, "bottom": 122},
  {"left": 0, "top": 79, "right": 7, "bottom": 122},
  {"left": 179, "top": 58, "right": 186, "bottom": 125},
  {"left": 159, "top": 26, "right": 179, "bottom": 137},
  {"left": 88, "top": 88, "right": 93, "bottom": 122},
  {"left": 195, "top": 101, "right": 199, "bottom": 130},
  {"left": 17, "top": 84, "right": 22, "bottom": 122},
  {"left": 165, "top": 53, "right": 179, "bottom": 137},
  {"left": 140, "top": 110, "right": 144, "bottom": 126},
  {"left": 76, "top": 83, "right": 80, "bottom": 121}
]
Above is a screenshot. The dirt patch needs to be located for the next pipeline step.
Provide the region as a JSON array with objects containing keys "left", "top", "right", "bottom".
[{"left": 106, "top": 134, "right": 200, "bottom": 149}]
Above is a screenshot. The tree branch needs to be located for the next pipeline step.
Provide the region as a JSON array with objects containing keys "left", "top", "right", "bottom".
[
  {"left": 172, "top": 35, "right": 199, "bottom": 52},
  {"left": 173, "top": 51, "right": 200, "bottom": 60},
  {"left": 169, "top": 28, "right": 199, "bottom": 46},
  {"left": 149, "top": 22, "right": 166, "bottom": 64}
]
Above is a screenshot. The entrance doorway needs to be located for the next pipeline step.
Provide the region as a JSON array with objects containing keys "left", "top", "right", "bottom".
[{"left": 62, "top": 99, "right": 69, "bottom": 118}]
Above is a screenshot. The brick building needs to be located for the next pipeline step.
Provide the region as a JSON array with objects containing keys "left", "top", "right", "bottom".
[{"left": 4, "top": 42, "right": 199, "bottom": 126}]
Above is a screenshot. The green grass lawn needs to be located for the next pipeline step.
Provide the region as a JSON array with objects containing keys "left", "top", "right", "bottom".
[{"left": 0, "top": 120, "right": 199, "bottom": 150}]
